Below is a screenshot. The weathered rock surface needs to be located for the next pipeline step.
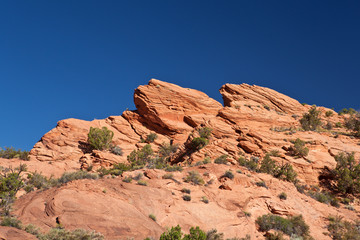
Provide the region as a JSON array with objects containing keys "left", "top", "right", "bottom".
[{"left": 4, "top": 79, "right": 360, "bottom": 239}]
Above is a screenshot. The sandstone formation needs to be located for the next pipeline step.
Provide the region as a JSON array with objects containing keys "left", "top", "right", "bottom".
[{"left": 3, "top": 79, "right": 360, "bottom": 239}]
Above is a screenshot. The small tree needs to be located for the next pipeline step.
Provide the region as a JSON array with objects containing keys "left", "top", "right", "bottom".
[
  {"left": 300, "top": 106, "right": 322, "bottom": 131},
  {"left": 333, "top": 152, "right": 360, "bottom": 194},
  {"left": 87, "top": 127, "right": 114, "bottom": 150},
  {"left": 291, "top": 138, "right": 309, "bottom": 158}
]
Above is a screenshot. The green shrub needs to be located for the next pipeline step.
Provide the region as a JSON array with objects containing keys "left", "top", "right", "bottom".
[
  {"left": 159, "top": 142, "right": 178, "bottom": 159},
  {"left": 339, "top": 108, "right": 357, "bottom": 115},
  {"left": 214, "top": 155, "right": 228, "bottom": 165},
  {"left": 24, "top": 224, "right": 41, "bottom": 237},
  {"left": 203, "top": 157, "right": 211, "bottom": 164},
  {"left": 327, "top": 216, "right": 360, "bottom": 240},
  {"left": 325, "top": 111, "right": 334, "bottom": 117},
  {"left": 58, "top": 171, "right": 98, "bottom": 184},
  {"left": 198, "top": 127, "right": 212, "bottom": 139},
  {"left": 160, "top": 225, "right": 183, "bottom": 240},
  {"left": 256, "top": 181, "right": 268, "bottom": 188},
  {"left": 137, "top": 180, "right": 147, "bottom": 186},
  {"left": 182, "top": 194, "right": 191, "bottom": 201},
  {"left": 260, "top": 154, "right": 278, "bottom": 175},
  {"left": 184, "top": 171, "right": 204, "bottom": 185},
  {"left": 201, "top": 196, "right": 209, "bottom": 204},
  {"left": 133, "top": 173, "right": 143, "bottom": 180},
  {"left": 335, "top": 122, "right": 342, "bottom": 128},
  {"left": 39, "top": 228, "right": 104, "bottom": 240},
  {"left": 146, "top": 133, "right": 158, "bottom": 143},
  {"left": 122, "top": 176, "right": 132, "bottom": 183},
  {"left": 181, "top": 188, "right": 191, "bottom": 194},
  {"left": 300, "top": 106, "right": 322, "bottom": 131},
  {"left": 191, "top": 137, "right": 209, "bottom": 150},
  {"left": 183, "top": 226, "right": 206, "bottom": 240},
  {"left": 87, "top": 127, "right": 114, "bottom": 150},
  {"left": 206, "top": 229, "right": 224, "bottom": 240},
  {"left": 110, "top": 145, "right": 123, "bottom": 156},
  {"left": 25, "top": 172, "right": 57, "bottom": 192},
  {"left": 165, "top": 165, "right": 183, "bottom": 172},
  {"left": 1, "top": 216, "right": 22, "bottom": 229},
  {"left": 333, "top": 152, "right": 360, "bottom": 194},
  {"left": 269, "top": 150, "right": 280, "bottom": 157},
  {"left": 256, "top": 214, "right": 310, "bottom": 238},
  {"left": 278, "top": 192, "right": 287, "bottom": 200},
  {"left": 0, "top": 147, "right": 29, "bottom": 160},
  {"left": 265, "top": 232, "right": 285, "bottom": 240},
  {"left": 162, "top": 173, "right": 174, "bottom": 179},
  {"left": 222, "top": 170, "right": 234, "bottom": 180},
  {"left": 238, "top": 156, "right": 259, "bottom": 172},
  {"left": 274, "top": 163, "right": 298, "bottom": 183},
  {"left": 149, "top": 214, "right": 156, "bottom": 221},
  {"left": 127, "top": 144, "right": 154, "bottom": 168},
  {"left": 291, "top": 138, "right": 309, "bottom": 158},
  {"left": 344, "top": 115, "right": 360, "bottom": 137}
]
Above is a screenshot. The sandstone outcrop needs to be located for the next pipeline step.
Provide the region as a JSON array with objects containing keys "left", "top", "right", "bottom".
[{"left": 4, "top": 79, "right": 360, "bottom": 239}]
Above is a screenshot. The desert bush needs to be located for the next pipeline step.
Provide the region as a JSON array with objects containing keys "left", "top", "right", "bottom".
[
  {"left": 159, "top": 142, "right": 178, "bottom": 159},
  {"left": 39, "top": 228, "right": 104, "bottom": 240},
  {"left": 0, "top": 147, "right": 29, "bottom": 160},
  {"left": 133, "top": 173, "right": 143, "bottom": 180},
  {"left": 269, "top": 150, "right": 280, "bottom": 157},
  {"left": 238, "top": 156, "right": 259, "bottom": 172},
  {"left": 222, "top": 170, "right": 234, "bottom": 180},
  {"left": 324, "top": 122, "right": 333, "bottom": 130},
  {"left": 325, "top": 111, "right": 334, "bottom": 117},
  {"left": 274, "top": 163, "right": 298, "bottom": 183},
  {"left": 184, "top": 171, "right": 204, "bottom": 185},
  {"left": 214, "top": 155, "right": 228, "bottom": 165},
  {"left": 260, "top": 154, "right": 278, "bottom": 175},
  {"left": 165, "top": 165, "right": 183, "bottom": 172},
  {"left": 290, "top": 138, "right": 309, "bottom": 158},
  {"left": 24, "top": 224, "right": 41, "bottom": 237},
  {"left": 183, "top": 226, "right": 206, "bottom": 240},
  {"left": 110, "top": 145, "right": 123, "bottom": 156},
  {"left": 58, "top": 171, "right": 98, "bottom": 184},
  {"left": 300, "top": 106, "right": 322, "bottom": 131},
  {"left": 87, "top": 127, "right": 114, "bottom": 150},
  {"left": 25, "top": 172, "right": 57, "bottom": 192},
  {"left": 181, "top": 188, "right": 191, "bottom": 194},
  {"left": 256, "top": 181, "right": 268, "bottom": 188},
  {"left": 146, "top": 133, "right": 158, "bottom": 143},
  {"left": 201, "top": 196, "right": 209, "bottom": 204},
  {"left": 256, "top": 214, "right": 310, "bottom": 238},
  {"left": 344, "top": 115, "right": 360, "bottom": 137},
  {"left": 127, "top": 144, "right": 154, "bottom": 167},
  {"left": 191, "top": 137, "right": 209, "bottom": 150},
  {"left": 0, "top": 216, "right": 22, "bottom": 229},
  {"left": 149, "top": 214, "right": 156, "bottom": 221},
  {"left": 122, "top": 176, "right": 132, "bottom": 183},
  {"left": 198, "top": 127, "right": 212, "bottom": 139},
  {"left": 327, "top": 216, "right": 360, "bottom": 240},
  {"left": 162, "top": 173, "right": 174, "bottom": 179},
  {"left": 182, "top": 194, "right": 191, "bottom": 201},
  {"left": 160, "top": 225, "right": 183, "bottom": 240},
  {"left": 335, "top": 122, "right": 342, "bottom": 128},
  {"left": 206, "top": 229, "right": 224, "bottom": 240},
  {"left": 278, "top": 192, "right": 287, "bottom": 200},
  {"left": 333, "top": 152, "right": 360, "bottom": 194},
  {"left": 339, "top": 108, "right": 357, "bottom": 115},
  {"left": 137, "top": 180, "right": 147, "bottom": 186}
]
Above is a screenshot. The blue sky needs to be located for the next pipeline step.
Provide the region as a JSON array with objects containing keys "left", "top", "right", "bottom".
[{"left": 1, "top": 1, "right": 360, "bottom": 150}]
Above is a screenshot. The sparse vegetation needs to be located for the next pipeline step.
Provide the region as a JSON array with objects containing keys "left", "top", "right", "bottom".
[
  {"left": 181, "top": 188, "right": 191, "bottom": 194},
  {"left": 110, "top": 145, "right": 123, "bottom": 156},
  {"left": 327, "top": 215, "right": 360, "bottom": 240},
  {"left": 165, "top": 165, "right": 183, "bottom": 172},
  {"left": 127, "top": 144, "right": 154, "bottom": 168},
  {"left": 325, "top": 111, "right": 334, "bottom": 117},
  {"left": 184, "top": 171, "right": 205, "bottom": 185},
  {"left": 1, "top": 216, "right": 22, "bottom": 229},
  {"left": 222, "top": 170, "right": 234, "bottom": 180},
  {"left": 300, "top": 106, "right": 322, "bottom": 131},
  {"left": 198, "top": 127, "right": 212, "bottom": 139},
  {"left": 146, "top": 133, "right": 158, "bottom": 143},
  {"left": 0, "top": 147, "right": 29, "bottom": 160},
  {"left": 149, "top": 214, "right": 156, "bottom": 221},
  {"left": 344, "top": 114, "right": 360, "bottom": 137},
  {"left": 256, "top": 181, "right": 268, "bottom": 188},
  {"left": 159, "top": 142, "right": 178, "bottom": 159},
  {"left": 87, "top": 127, "right": 114, "bottom": 150},
  {"left": 191, "top": 137, "right": 209, "bottom": 150},
  {"left": 339, "top": 108, "right": 357, "bottom": 116},
  {"left": 162, "top": 173, "right": 174, "bottom": 179},
  {"left": 214, "top": 155, "right": 228, "bottom": 165},
  {"left": 290, "top": 138, "right": 309, "bottom": 158},
  {"left": 58, "top": 171, "right": 99, "bottom": 185},
  {"left": 137, "top": 180, "right": 147, "bottom": 186},
  {"left": 201, "top": 196, "right": 209, "bottom": 204},
  {"left": 182, "top": 194, "right": 191, "bottom": 201},
  {"left": 122, "top": 176, "right": 132, "bottom": 183},
  {"left": 256, "top": 214, "right": 310, "bottom": 238},
  {"left": 238, "top": 156, "right": 259, "bottom": 171},
  {"left": 278, "top": 192, "right": 287, "bottom": 200},
  {"left": 333, "top": 152, "right": 360, "bottom": 194}
]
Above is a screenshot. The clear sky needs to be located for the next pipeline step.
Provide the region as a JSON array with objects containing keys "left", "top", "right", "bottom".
[{"left": 1, "top": 1, "right": 360, "bottom": 150}]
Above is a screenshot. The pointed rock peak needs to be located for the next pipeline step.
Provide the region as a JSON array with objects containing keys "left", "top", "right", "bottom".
[{"left": 219, "top": 83, "right": 306, "bottom": 114}]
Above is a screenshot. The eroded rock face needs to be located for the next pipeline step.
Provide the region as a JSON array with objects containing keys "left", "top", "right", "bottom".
[{"left": 9, "top": 79, "right": 360, "bottom": 239}]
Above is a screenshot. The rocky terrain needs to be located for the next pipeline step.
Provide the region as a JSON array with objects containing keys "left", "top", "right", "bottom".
[{"left": 1, "top": 79, "right": 360, "bottom": 239}]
